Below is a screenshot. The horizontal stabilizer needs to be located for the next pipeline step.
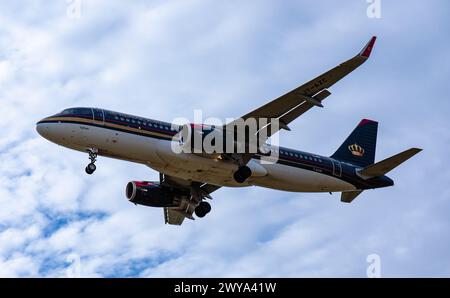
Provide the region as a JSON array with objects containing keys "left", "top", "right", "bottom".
[
  {"left": 341, "top": 190, "right": 363, "bottom": 203},
  {"left": 358, "top": 148, "right": 422, "bottom": 177}
]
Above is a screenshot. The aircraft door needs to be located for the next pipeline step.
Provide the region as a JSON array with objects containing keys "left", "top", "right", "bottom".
[{"left": 331, "top": 159, "right": 342, "bottom": 177}]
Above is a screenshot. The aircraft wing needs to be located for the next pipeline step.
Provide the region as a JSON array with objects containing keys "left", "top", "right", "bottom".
[
  {"left": 226, "top": 36, "right": 377, "bottom": 140},
  {"left": 160, "top": 173, "right": 220, "bottom": 225}
]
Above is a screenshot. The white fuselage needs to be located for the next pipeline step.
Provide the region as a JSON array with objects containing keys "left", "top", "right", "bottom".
[{"left": 36, "top": 120, "right": 356, "bottom": 193}]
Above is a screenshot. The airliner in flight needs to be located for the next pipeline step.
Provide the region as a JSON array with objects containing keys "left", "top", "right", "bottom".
[{"left": 36, "top": 36, "right": 421, "bottom": 225}]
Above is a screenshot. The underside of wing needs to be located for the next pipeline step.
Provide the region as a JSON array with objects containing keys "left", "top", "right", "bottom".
[{"left": 159, "top": 173, "right": 220, "bottom": 225}]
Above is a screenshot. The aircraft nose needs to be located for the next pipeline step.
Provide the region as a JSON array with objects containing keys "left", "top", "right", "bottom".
[
  {"left": 36, "top": 119, "right": 50, "bottom": 139},
  {"left": 36, "top": 117, "right": 70, "bottom": 145}
]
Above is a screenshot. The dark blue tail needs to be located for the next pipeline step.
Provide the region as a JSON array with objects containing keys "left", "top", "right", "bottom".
[{"left": 331, "top": 119, "right": 378, "bottom": 167}]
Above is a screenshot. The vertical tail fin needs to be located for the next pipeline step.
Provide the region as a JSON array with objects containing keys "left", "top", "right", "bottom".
[{"left": 331, "top": 119, "right": 378, "bottom": 167}]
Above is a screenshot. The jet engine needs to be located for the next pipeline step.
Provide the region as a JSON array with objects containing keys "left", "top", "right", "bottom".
[{"left": 125, "top": 181, "right": 178, "bottom": 207}]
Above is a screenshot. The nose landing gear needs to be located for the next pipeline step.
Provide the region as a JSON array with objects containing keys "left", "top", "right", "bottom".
[{"left": 85, "top": 148, "right": 98, "bottom": 175}]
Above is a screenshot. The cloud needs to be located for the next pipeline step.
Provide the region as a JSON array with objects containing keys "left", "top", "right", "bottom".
[{"left": 0, "top": 0, "right": 449, "bottom": 277}]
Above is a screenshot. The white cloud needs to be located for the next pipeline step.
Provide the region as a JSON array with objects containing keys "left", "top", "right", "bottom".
[{"left": 0, "top": 0, "right": 449, "bottom": 277}]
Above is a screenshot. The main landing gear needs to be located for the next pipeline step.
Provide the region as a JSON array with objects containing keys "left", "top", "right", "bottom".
[
  {"left": 85, "top": 148, "right": 98, "bottom": 175},
  {"left": 194, "top": 201, "right": 211, "bottom": 218},
  {"left": 229, "top": 154, "right": 252, "bottom": 184},
  {"left": 233, "top": 165, "right": 252, "bottom": 183}
]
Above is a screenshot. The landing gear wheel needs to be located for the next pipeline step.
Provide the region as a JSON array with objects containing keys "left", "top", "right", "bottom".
[
  {"left": 200, "top": 201, "right": 211, "bottom": 214},
  {"left": 195, "top": 201, "right": 211, "bottom": 218},
  {"left": 233, "top": 166, "right": 252, "bottom": 183},
  {"left": 85, "top": 163, "right": 96, "bottom": 175},
  {"left": 233, "top": 172, "right": 246, "bottom": 183}
]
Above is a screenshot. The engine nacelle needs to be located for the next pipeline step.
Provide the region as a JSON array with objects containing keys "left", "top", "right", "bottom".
[{"left": 125, "top": 181, "right": 176, "bottom": 207}]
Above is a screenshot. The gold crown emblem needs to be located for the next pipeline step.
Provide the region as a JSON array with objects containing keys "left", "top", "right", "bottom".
[{"left": 348, "top": 143, "right": 365, "bottom": 157}]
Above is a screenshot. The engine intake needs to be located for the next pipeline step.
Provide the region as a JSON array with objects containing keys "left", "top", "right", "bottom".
[{"left": 125, "top": 181, "right": 177, "bottom": 207}]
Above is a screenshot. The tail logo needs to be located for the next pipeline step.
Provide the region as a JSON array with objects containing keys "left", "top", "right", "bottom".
[{"left": 348, "top": 143, "right": 365, "bottom": 157}]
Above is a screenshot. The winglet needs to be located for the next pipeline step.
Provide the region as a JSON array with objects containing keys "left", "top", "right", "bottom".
[
  {"left": 358, "top": 118, "right": 378, "bottom": 127},
  {"left": 359, "top": 36, "right": 377, "bottom": 58}
]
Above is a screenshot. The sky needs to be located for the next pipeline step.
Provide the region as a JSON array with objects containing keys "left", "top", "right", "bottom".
[{"left": 0, "top": 0, "right": 449, "bottom": 277}]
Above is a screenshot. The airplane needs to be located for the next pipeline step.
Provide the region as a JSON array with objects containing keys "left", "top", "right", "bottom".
[{"left": 36, "top": 36, "right": 422, "bottom": 225}]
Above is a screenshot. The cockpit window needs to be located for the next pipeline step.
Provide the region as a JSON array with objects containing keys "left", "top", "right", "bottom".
[
  {"left": 60, "top": 108, "right": 93, "bottom": 118},
  {"left": 61, "top": 108, "right": 75, "bottom": 115}
]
